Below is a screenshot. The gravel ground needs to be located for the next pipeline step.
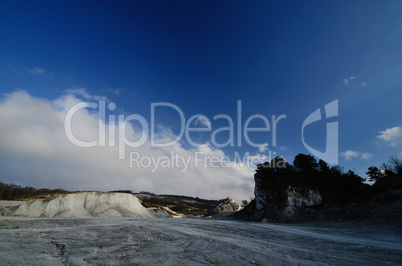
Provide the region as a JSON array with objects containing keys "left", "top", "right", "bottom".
[{"left": 0, "top": 217, "right": 401, "bottom": 265}]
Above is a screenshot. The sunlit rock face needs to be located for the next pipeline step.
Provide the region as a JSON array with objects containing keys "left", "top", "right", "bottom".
[
  {"left": 283, "top": 187, "right": 322, "bottom": 220},
  {"left": 286, "top": 187, "right": 322, "bottom": 207},
  {"left": 205, "top": 197, "right": 241, "bottom": 217},
  {"left": 253, "top": 173, "right": 322, "bottom": 222}
]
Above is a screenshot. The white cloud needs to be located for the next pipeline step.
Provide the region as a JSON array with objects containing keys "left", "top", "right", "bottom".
[
  {"left": 29, "top": 67, "right": 46, "bottom": 75},
  {"left": 0, "top": 90, "right": 254, "bottom": 202},
  {"left": 65, "top": 88, "right": 108, "bottom": 102},
  {"left": 193, "top": 116, "right": 211, "bottom": 127},
  {"left": 341, "top": 150, "right": 360, "bottom": 160},
  {"left": 342, "top": 76, "right": 368, "bottom": 88},
  {"left": 377, "top": 126, "right": 402, "bottom": 147},
  {"left": 341, "top": 150, "right": 373, "bottom": 161},
  {"left": 361, "top": 153, "right": 373, "bottom": 160},
  {"left": 258, "top": 144, "right": 268, "bottom": 153},
  {"left": 342, "top": 76, "right": 356, "bottom": 86},
  {"left": 108, "top": 88, "right": 124, "bottom": 96}
]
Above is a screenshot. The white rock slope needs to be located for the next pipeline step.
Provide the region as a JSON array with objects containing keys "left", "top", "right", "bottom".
[
  {"left": 204, "top": 197, "right": 242, "bottom": 217},
  {"left": 9, "top": 192, "right": 170, "bottom": 218}
]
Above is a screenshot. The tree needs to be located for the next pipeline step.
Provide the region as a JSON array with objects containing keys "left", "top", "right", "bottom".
[
  {"left": 345, "top": 170, "right": 365, "bottom": 183},
  {"left": 330, "top": 165, "right": 344, "bottom": 176},
  {"left": 367, "top": 156, "right": 402, "bottom": 183},
  {"left": 384, "top": 156, "right": 402, "bottom": 176},
  {"left": 293, "top": 154, "right": 318, "bottom": 173},
  {"left": 318, "top": 159, "right": 330, "bottom": 173},
  {"left": 271, "top": 156, "right": 289, "bottom": 173},
  {"left": 366, "top": 166, "right": 385, "bottom": 183}
]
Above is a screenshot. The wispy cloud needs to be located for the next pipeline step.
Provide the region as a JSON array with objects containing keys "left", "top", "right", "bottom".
[
  {"left": 342, "top": 76, "right": 356, "bottom": 86},
  {"left": 341, "top": 150, "right": 373, "bottom": 161},
  {"left": 361, "top": 152, "right": 373, "bottom": 160},
  {"left": 341, "top": 76, "right": 367, "bottom": 88},
  {"left": 108, "top": 88, "right": 124, "bottom": 96},
  {"left": 377, "top": 125, "right": 402, "bottom": 147},
  {"left": 360, "top": 81, "right": 368, "bottom": 87},
  {"left": 258, "top": 144, "right": 268, "bottom": 153},
  {"left": 65, "top": 88, "right": 108, "bottom": 102},
  {"left": 29, "top": 67, "right": 46, "bottom": 75}
]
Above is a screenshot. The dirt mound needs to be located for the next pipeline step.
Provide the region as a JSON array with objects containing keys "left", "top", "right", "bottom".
[{"left": 8, "top": 192, "right": 170, "bottom": 218}]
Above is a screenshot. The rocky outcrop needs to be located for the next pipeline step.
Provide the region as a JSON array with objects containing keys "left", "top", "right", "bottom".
[
  {"left": 228, "top": 172, "right": 323, "bottom": 222},
  {"left": 254, "top": 173, "right": 269, "bottom": 211},
  {"left": 253, "top": 172, "right": 322, "bottom": 222},
  {"left": 204, "top": 197, "right": 241, "bottom": 217},
  {"left": 282, "top": 187, "right": 322, "bottom": 220},
  {"left": 229, "top": 171, "right": 402, "bottom": 223}
]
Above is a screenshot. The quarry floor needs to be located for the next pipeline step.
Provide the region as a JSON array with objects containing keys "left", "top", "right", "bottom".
[{"left": 0, "top": 217, "right": 401, "bottom": 265}]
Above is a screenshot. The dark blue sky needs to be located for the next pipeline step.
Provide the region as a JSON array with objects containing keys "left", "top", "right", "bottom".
[{"left": 0, "top": 1, "right": 401, "bottom": 196}]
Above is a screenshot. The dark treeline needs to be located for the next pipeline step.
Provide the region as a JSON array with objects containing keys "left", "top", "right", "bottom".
[
  {"left": 256, "top": 154, "right": 402, "bottom": 204},
  {"left": 0, "top": 181, "right": 68, "bottom": 200}
]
